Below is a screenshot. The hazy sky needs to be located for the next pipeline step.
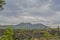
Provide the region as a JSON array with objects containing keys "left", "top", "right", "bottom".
[{"left": 0, "top": 0, "right": 60, "bottom": 27}]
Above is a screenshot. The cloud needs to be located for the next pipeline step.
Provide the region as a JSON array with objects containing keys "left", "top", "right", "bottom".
[
  {"left": 51, "top": 0, "right": 60, "bottom": 11},
  {"left": 0, "top": 0, "right": 60, "bottom": 27}
]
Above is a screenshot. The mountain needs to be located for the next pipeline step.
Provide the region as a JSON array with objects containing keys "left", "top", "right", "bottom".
[
  {"left": 15, "top": 23, "right": 49, "bottom": 29},
  {"left": 0, "top": 23, "right": 49, "bottom": 29}
]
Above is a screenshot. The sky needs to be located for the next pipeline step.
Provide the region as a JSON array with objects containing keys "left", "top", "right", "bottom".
[{"left": 0, "top": 0, "right": 60, "bottom": 27}]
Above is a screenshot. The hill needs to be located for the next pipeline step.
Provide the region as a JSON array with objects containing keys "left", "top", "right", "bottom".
[{"left": 0, "top": 23, "right": 49, "bottom": 29}]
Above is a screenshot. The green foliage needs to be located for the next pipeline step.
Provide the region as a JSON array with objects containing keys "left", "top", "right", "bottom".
[
  {"left": 44, "top": 32, "right": 51, "bottom": 38},
  {"left": 5, "top": 27, "right": 14, "bottom": 35},
  {"left": 0, "top": 0, "right": 5, "bottom": 10},
  {"left": 0, "top": 27, "right": 60, "bottom": 40},
  {"left": 1, "top": 27, "right": 14, "bottom": 40}
]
